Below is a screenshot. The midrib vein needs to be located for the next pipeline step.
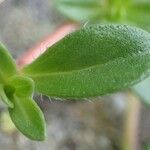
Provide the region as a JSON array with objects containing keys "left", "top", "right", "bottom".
[{"left": 24, "top": 52, "right": 150, "bottom": 78}]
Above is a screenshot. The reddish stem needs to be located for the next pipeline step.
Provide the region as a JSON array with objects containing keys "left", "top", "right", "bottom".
[{"left": 17, "top": 23, "right": 78, "bottom": 67}]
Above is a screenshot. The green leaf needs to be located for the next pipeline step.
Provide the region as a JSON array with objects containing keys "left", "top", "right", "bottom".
[
  {"left": 22, "top": 24, "right": 150, "bottom": 98},
  {"left": 104, "top": 0, "right": 131, "bottom": 22},
  {"left": 132, "top": 77, "right": 150, "bottom": 106},
  {"left": 54, "top": 0, "right": 102, "bottom": 22},
  {"left": 9, "top": 95, "right": 46, "bottom": 141},
  {"left": 0, "top": 84, "right": 14, "bottom": 108},
  {"left": 7, "top": 76, "right": 34, "bottom": 98},
  {"left": 128, "top": 1, "right": 150, "bottom": 31},
  {"left": 5, "top": 76, "right": 46, "bottom": 140},
  {"left": 0, "top": 42, "right": 17, "bottom": 83}
]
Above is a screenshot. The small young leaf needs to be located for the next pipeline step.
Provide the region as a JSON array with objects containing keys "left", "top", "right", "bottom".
[
  {"left": 54, "top": 0, "right": 102, "bottom": 22},
  {"left": 0, "top": 43, "right": 17, "bottom": 83},
  {"left": 22, "top": 25, "right": 150, "bottom": 98},
  {"left": 5, "top": 75, "right": 46, "bottom": 140},
  {"left": 9, "top": 95, "right": 46, "bottom": 140},
  {"left": 7, "top": 76, "right": 34, "bottom": 98}
]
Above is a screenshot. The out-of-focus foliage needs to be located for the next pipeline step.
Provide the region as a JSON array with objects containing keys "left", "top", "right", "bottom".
[
  {"left": 144, "top": 142, "right": 150, "bottom": 150},
  {"left": 0, "top": 43, "right": 46, "bottom": 140},
  {"left": 133, "top": 77, "right": 150, "bottom": 106},
  {"left": 55, "top": 0, "right": 150, "bottom": 31},
  {"left": 54, "top": 0, "right": 102, "bottom": 22},
  {"left": 54, "top": 0, "right": 130, "bottom": 22}
]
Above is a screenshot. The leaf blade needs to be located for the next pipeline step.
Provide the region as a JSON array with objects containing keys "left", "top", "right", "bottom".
[
  {"left": 22, "top": 25, "right": 150, "bottom": 98},
  {"left": 0, "top": 43, "right": 17, "bottom": 82},
  {"left": 9, "top": 96, "right": 46, "bottom": 141},
  {"left": 7, "top": 76, "right": 34, "bottom": 98}
]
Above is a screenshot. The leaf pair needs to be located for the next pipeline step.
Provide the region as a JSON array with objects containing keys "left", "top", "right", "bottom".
[
  {"left": 7, "top": 76, "right": 46, "bottom": 140},
  {"left": 0, "top": 43, "right": 46, "bottom": 140}
]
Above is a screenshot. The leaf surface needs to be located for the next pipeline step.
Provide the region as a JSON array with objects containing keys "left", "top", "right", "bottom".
[
  {"left": 22, "top": 25, "right": 150, "bottom": 98},
  {"left": 0, "top": 43, "right": 17, "bottom": 83},
  {"left": 0, "top": 84, "right": 14, "bottom": 108},
  {"left": 7, "top": 76, "right": 34, "bottom": 98},
  {"left": 9, "top": 96, "right": 46, "bottom": 140}
]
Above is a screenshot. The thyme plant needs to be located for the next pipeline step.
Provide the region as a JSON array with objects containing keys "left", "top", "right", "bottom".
[{"left": 0, "top": 24, "right": 150, "bottom": 140}]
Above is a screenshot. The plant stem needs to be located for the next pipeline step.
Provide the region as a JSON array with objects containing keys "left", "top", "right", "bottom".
[
  {"left": 122, "top": 92, "right": 141, "bottom": 150},
  {"left": 17, "top": 23, "right": 77, "bottom": 67}
]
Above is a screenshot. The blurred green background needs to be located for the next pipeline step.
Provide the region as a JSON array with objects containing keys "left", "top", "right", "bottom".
[{"left": 0, "top": 0, "right": 150, "bottom": 150}]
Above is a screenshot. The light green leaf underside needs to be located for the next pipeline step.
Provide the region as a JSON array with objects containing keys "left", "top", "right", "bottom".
[
  {"left": 22, "top": 25, "right": 150, "bottom": 98},
  {"left": 9, "top": 95, "right": 46, "bottom": 141},
  {"left": 132, "top": 77, "right": 150, "bottom": 106},
  {"left": 0, "top": 43, "right": 17, "bottom": 83},
  {"left": 54, "top": 0, "right": 102, "bottom": 22}
]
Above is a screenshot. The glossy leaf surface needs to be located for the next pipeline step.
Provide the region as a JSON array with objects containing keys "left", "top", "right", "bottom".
[{"left": 23, "top": 25, "right": 150, "bottom": 98}]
